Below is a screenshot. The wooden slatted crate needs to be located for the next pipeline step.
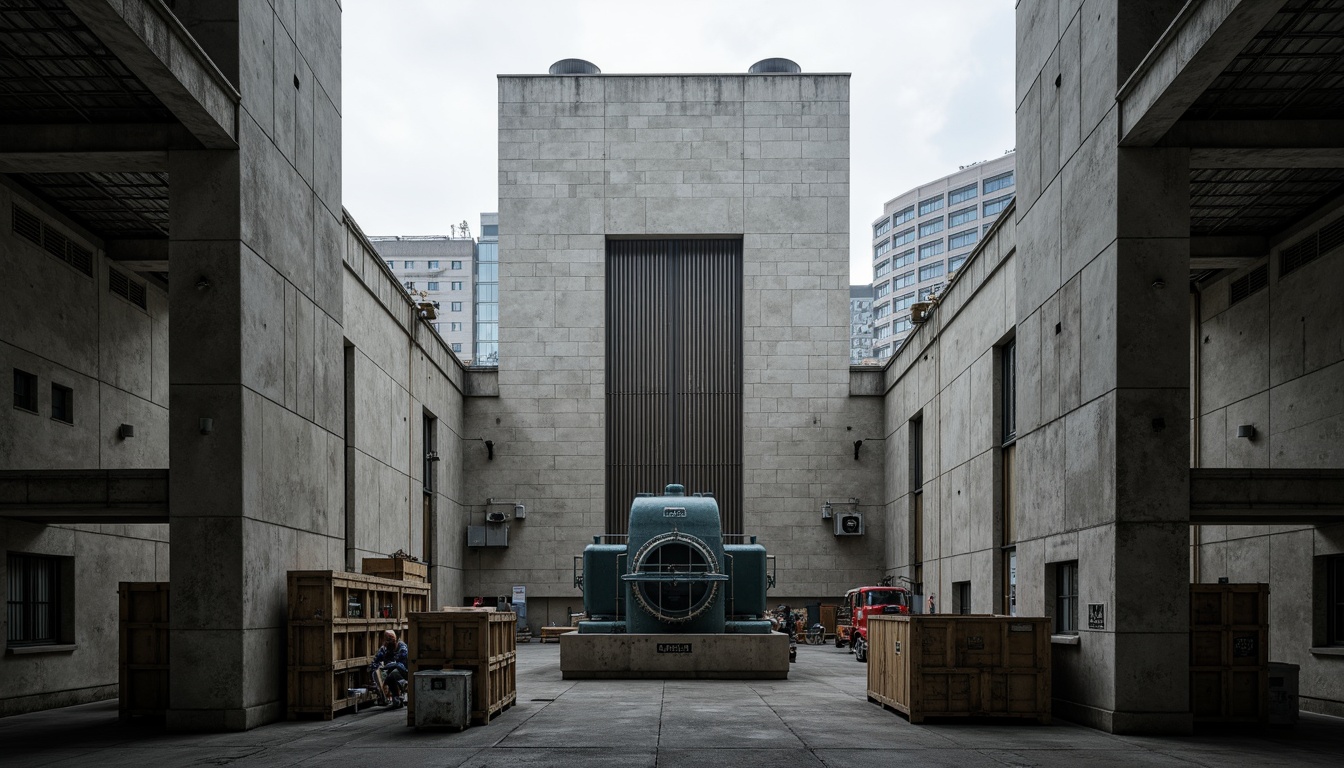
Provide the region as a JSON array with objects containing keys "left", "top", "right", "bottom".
[
  {"left": 1190, "top": 583, "right": 1269, "bottom": 723},
  {"left": 407, "top": 609, "right": 517, "bottom": 726},
  {"left": 362, "top": 557, "right": 428, "bottom": 583},
  {"left": 118, "top": 582, "right": 170, "bottom": 719},
  {"left": 867, "top": 614, "right": 1051, "bottom": 724},
  {"left": 286, "top": 570, "right": 431, "bottom": 720}
]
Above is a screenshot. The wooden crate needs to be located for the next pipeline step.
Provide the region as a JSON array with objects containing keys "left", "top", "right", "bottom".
[
  {"left": 1190, "top": 583, "right": 1269, "bottom": 723},
  {"left": 820, "top": 604, "right": 837, "bottom": 636},
  {"left": 286, "top": 570, "right": 431, "bottom": 720},
  {"left": 119, "top": 582, "right": 170, "bottom": 719},
  {"left": 362, "top": 557, "right": 428, "bottom": 583},
  {"left": 407, "top": 609, "right": 517, "bottom": 725},
  {"left": 867, "top": 614, "right": 1051, "bottom": 724}
]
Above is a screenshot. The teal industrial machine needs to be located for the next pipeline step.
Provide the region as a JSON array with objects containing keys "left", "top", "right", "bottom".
[{"left": 575, "top": 484, "right": 774, "bottom": 634}]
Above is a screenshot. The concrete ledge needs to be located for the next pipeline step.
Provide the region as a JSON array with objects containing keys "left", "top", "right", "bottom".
[
  {"left": 560, "top": 632, "right": 790, "bottom": 679},
  {"left": 1053, "top": 697, "right": 1194, "bottom": 735},
  {"left": 0, "top": 685, "right": 116, "bottom": 718}
]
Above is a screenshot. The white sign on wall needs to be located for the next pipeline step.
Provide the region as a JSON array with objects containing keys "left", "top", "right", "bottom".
[{"left": 512, "top": 585, "right": 526, "bottom": 604}]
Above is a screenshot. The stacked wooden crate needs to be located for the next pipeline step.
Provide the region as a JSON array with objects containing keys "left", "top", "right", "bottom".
[
  {"left": 118, "top": 582, "right": 170, "bottom": 719},
  {"left": 286, "top": 571, "right": 431, "bottom": 720},
  {"left": 867, "top": 614, "right": 1051, "bottom": 724},
  {"left": 361, "top": 557, "right": 428, "bottom": 583},
  {"left": 406, "top": 609, "right": 517, "bottom": 726},
  {"left": 1190, "top": 583, "right": 1269, "bottom": 723}
]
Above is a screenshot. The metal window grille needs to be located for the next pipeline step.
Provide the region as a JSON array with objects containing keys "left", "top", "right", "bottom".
[
  {"left": 1229, "top": 264, "right": 1268, "bottom": 305},
  {"left": 108, "top": 266, "right": 147, "bottom": 309},
  {"left": 1056, "top": 562, "right": 1079, "bottom": 634},
  {"left": 7, "top": 554, "right": 60, "bottom": 645}
]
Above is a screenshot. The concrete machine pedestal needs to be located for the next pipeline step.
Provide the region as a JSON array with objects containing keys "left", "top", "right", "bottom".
[{"left": 559, "top": 632, "right": 791, "bottom": 679}]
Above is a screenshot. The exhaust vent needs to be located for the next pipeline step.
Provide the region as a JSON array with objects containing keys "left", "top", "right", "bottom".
[
  {"left": 11, "top": 203, "right": 93, "bottom": 277},
  {"left": 109, "top": 266, "right": 148, "bottom": 310},
  {"left": 1229, "top": 264, "right": 1268, "bottom": 306},
  {"left": 1280, "top": 214, "right": 1344, "bottom": 278},
  {"left": 549, "top": 59, "right": 600, "bottom": 75},
  {"left": 748, "top": 58, "right": 801, "bottom": 73}
]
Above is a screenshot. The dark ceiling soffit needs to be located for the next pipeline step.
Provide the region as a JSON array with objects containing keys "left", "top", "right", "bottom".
[{"left": 64, "top": 0, "right": 239, "bottom": 149}]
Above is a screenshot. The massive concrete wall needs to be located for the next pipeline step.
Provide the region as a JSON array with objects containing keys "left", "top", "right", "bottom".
[
  {"left": 0, "top": 181, "right": 170, "bottom": 716},
  {"left": 471, "top": 73, "right": 882, "bottom": 630},
  {"left": 166, "top": 0, "right": 346, "bottom": 730},
  {"left": 1192, "top": 208, "right": 1344, "bottom": 717},
  {"left": 342, "top": 219, "right": 471, "bottom": 603},
  {"left": 880, "top": 208, "right": 1018, "bottom": 612}
]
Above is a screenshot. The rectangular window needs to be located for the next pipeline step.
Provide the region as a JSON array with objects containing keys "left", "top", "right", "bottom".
[
  {"left": 874, "top": 303, "right": 892, "bottom": 320},
  {"left": 949, "top": 229, "right": 978, "bottom": 250},
  {"left": 875, "top": 281, "right": 892, "bottom": 299},
  {"left": 1003, "top": 444, "right": 1017, "bottom": 543},
  {"left": 451, "top": 260, "right": 463, "bottom": 270},
  {"left": 954, "top": 581, "right": 971, "bottom": 615},
  {"left": 874, "top": 217, "right": 892, "bottom": 238},
  {"left": 427, "top": 281, "right": 439, "bottom": 291},
  {"left": 984, "top": 171, "right": 1014, "bottom": 194},
  {"left": 1324, "top": 555, "right": 1344, "bottom": 645},
  {"left": 14, "top": 369, "right": 37, "bottom": 412},
  {"left": 451, "top": 281, "right": 464, "bottom": 290},
  {"left": 893, "top": 271, "right": 915, "bottom": 289},
  {"left": 949, "top": 255, "right": 967, "bottom": 273},
  {"left": 1002, "top": 339, "right": 1016, "bottom": 443},
  {"left": 893, "top": 317, "right": 912, "bottom": 334},
  {"left": 874, "top": 259, "right": 891, "bottom": 278},
  {"left": 984, "top": 194, "right": 1013, "bottom": 217},
  {"left": 893, "top": 249, "right": 915, "bottom": 269},
  {"left": 1005, "top": 549, "right": 1017, "bottom": 616},
  {"left": 386, "top": 260, "right": 394, "bottom": 269},
  {"left": 6, "top": 553, "right": 61, "bottom": 645},
  {"left": 482, "top": 224, "right": 499, "bottom": 237},
  {"left": 404, "top": 261, "right": 415, "bottom": 269},
  {"left": 919, "top": 262, "right": 945, "bottom": 281},
  {"left": 404, "top": 281, "right": 415, "bottom": 290},
  {"left": 892, "top": 228, "right": 915, "bottom": 247},
  {"left": 875, "top": 239, "right": 892, "bottom": 258},
  {"left": 428, "top": 260, "right": 440, "bottom": 269},
  {"left": 450, "top": 322, "right": 463, "bottom": 332},
  {"left": 918, "top": 284, "right": 943, "bottom": 301},
  {"left": 918, "top": 218, "right": 944, "bottom": 238},
  {"left": 949, "top": 183, "right": 978, "bottom": 205},
  {"left": 918, "top": 241, "right": 945, "bottom": 260},
  {"left": 893, "top": 293, "right": 915, "bottom": 312},
  {"left": 50, "top": 383, "right": 72, "bottom": 424},
  {"left": 875, "top": 344, "right": 891, "bottom": 359},
  {"left": 875, "top": 324, "right": 892, "bottom": 340},
  {"left": 450, "top": 302, "right": 463, "bottom": 312},
  {"left": 1056, "top": 561, "right": 1079, "bottom": 634},
  {"left": 949, "top": 206, "right": 977, "bottom": 227},
  {"left": 918, "top": 195, "right": 944, "bottom": 216},
  {"left": 452, "top": 343, "right": 462, "bottom": 353},
  {"left": 892, "top": 205, "right": 915, "bottom": 226}
]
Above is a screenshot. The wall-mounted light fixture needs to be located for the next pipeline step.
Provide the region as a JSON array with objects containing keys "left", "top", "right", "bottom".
[
  {"left": 478, "top": 438, "right": 495, "bottom": 460},
  {"left": 487, "top": 498, "right": 526, "bottom": 519},
  {"left": 853, "top": 439, "right": 863, "bottom": 460},
  {"left": 199, "top": 417, "right": 214, "bottom": 435},
  {"left": 426, "top": 451, "right": 441, "bottom": 462},
  {"left": 1237, "top": 424, "right": 1256, "bottom": 440},
  {"left": 118, "top": 424, "right": 135, "bottom": 439}
]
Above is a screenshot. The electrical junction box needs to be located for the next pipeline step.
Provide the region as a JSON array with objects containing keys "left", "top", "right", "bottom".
[
  {"left": 466, "top": 524, "right": 510, "bottom": 548},
  {"left": 413, "top": 669, "right": 471, "bottom": 730},
  {"left": 834, "top": 510, "right": 864, "bottom": 536}
]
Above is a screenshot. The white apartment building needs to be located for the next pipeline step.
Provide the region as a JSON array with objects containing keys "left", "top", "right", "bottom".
[
  {"left": 370, "top": 234, "right": 476, "bottom": 361},
  {"left": 869, "top": 153, "right": 1015, "bottom": 358}
]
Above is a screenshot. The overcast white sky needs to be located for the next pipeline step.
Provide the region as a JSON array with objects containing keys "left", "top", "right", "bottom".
[{"left": 342, "top": 1, "right": 1015, "bottom": 284}]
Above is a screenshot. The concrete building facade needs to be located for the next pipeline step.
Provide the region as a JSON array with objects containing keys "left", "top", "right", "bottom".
[
  {"left": 369, "top": 235, "right": 476, "bottom": 361},
  {"left": 869, "top": 154, "right": 1016, "bottom": 358}
]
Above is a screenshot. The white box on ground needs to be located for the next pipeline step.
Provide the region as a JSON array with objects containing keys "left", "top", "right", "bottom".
[{"left": 413, "top": 669, "right": 472, "bottom": 730}]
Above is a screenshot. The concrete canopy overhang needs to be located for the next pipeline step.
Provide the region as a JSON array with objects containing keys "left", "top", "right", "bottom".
[
  {"left": 1190, "top": 468, "right": 1344, "bottom": 524},
  {"left": 0, "top": 469, "right": 169, "bottom": 524}
]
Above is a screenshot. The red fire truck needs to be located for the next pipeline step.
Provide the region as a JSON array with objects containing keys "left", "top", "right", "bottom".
[{"left": 835, "top": 585, "right": 912, "bottom": 663}]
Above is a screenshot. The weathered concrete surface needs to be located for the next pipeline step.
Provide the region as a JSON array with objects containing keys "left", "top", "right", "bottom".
[
  {"left": 559, "top": 632, "right": 790, "bottom": 679},
  {"left": 3, "top": 644, "right": 1343, "bottom": 766}
]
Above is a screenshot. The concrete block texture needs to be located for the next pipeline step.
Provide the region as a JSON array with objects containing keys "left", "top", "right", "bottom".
[{"left": 481, "top": 73, "right": 855, "bottom": 602}]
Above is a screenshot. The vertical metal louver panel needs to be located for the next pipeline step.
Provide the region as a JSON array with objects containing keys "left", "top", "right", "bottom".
[
  {"left": 606, "top": 239, "right": 743, "bottom": 535},
  {"left": 12, "top": 205, "right": 42, "bottom": 245},
  {"left": 1229, "top": 263, "right": 1269, "bottom": 305}
]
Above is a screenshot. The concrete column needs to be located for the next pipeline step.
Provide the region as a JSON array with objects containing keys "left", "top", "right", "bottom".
[
  {"left": 166, "top": 0, "right": 344, "bottom": 730},
  {"left": 1015, "top": 0, "right": 1191, "bottom": 733}
]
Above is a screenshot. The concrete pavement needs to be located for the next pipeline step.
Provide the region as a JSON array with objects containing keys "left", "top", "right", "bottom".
[{"left": 3, "top": 642, "right": 1342, "bottom": 766}]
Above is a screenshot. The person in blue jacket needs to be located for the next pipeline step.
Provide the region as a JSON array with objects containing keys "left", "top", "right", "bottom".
[{"left": 370, "top": 629, "right": 409, "bottom": 707}]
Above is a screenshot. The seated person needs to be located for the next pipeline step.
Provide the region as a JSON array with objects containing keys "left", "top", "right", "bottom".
[{"left": 369, "top": 629, "right": 409, "bottom": 707}]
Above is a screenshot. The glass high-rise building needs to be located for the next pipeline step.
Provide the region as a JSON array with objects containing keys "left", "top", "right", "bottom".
[
  {"left": 869, "top": 153, "right": 1015, "bottom": 359},
  {"left": 474, "top": 212, "right": 499, "bottom": 366}
]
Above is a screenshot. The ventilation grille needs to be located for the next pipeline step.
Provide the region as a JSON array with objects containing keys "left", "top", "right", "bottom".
[
  {"left": 109, "top": 266, "right": 147, "bottom": 310},
  {"left": 1229, "top": 264, "right": 1268, "bottom": 305},
  {"left": 1280, "top": 215, "right": 1344, "bottom": 278},
  {"left": 11, "top": 203, "right": 93, "bottom": 277}
]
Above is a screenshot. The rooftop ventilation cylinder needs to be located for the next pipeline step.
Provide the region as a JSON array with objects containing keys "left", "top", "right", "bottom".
[
  {"left": 748, "top": 58, "right": 801, "bottom": 74},
  {"left": 549, "top": 59, "right": 601, "bottom": 75}
]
